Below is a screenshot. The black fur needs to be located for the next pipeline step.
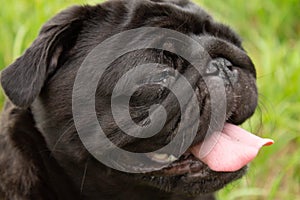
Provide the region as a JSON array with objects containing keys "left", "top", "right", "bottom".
[{"left": 0, "top": 0, "right": 257, "bottom": 199}]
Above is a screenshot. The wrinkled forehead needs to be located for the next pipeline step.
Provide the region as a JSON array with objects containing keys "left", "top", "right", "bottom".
[
  {"left": 110, "top": 0, "right": 243, "bottom": 48},
  {"left": 124, "top": 0, "right": 208, "bottom": 17},
  {"left": 124, "top": 0, "right": 210, "bottom": 30}
]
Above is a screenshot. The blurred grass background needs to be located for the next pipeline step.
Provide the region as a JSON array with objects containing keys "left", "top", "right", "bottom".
[{"left": 0, "top": 0, "right": 299, "bottom": 199}]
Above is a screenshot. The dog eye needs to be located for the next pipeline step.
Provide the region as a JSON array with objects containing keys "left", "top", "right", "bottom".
[{"left": 142, "top": 68, "right": 176, "bottom": 85}]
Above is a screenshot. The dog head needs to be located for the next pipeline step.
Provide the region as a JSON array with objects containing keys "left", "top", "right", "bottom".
[{"left": 1, "top": 0, "right": 273, "bottom": 197}]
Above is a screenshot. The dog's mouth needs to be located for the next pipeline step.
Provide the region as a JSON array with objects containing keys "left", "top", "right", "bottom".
[{"left": 144, "top": 123, "right": 273, "bottom": 176}]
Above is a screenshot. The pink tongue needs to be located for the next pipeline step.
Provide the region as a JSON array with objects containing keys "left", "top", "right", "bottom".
[{"left": 190, "top": 123, "right": 274, "bottom": 172}]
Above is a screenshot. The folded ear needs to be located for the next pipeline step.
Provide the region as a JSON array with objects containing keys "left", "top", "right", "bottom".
[{"left": 1, "top": 6, "right": 84, "bottom": 108}]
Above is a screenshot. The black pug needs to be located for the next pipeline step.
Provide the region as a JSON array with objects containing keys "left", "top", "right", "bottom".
[{"left": 0, "top": 0, "right": 273, "bottom": 199}]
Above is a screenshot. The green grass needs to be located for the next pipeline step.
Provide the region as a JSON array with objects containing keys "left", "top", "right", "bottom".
[{"left": 1, "top": 0, "right": 299, "bottom": 199}]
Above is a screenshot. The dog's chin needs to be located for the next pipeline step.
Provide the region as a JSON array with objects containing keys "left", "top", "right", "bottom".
[
  {"left": 129, "top": 133, "right": 248, "bottom": 196},
  {"left": 136, "top": 164, "right": 247, "bottom": 196}
]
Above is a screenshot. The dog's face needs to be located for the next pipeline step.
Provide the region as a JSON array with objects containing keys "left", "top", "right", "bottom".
[{"left": 1, "top": 0, "right": 270, "bottom": 198}]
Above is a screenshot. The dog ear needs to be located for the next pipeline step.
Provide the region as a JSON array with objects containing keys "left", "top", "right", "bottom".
[{"left": 0, "top": 6, "right": 84, "bottom": 108}]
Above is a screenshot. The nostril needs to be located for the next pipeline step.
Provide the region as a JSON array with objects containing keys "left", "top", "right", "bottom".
[
  {"left": 227, "top": 65, "right": 233, "bottom": 71},
  {"left": 206, "top": 58, "right": 233, "bottom": 74},
  {"left": 219, "top": 57, "right": 233, "bottom": 71},
  {"left": 224, "top": 59, "right": 233, "bottom": 71},
  {"left": 206, "top": 58, "right": 238, "bottom": 85}
]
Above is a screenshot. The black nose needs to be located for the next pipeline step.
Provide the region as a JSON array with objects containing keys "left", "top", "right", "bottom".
[{"left": 206, "top": 58, "right": 238, "bottom": 85}]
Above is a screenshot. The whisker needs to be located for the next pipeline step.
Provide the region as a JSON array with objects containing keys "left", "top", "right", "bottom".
[
  {"left": 51, "top": 120, "right": 75, "bottom": 156},
  {"left": 80, "top": 158, "right": 89, "bottom": 194}
]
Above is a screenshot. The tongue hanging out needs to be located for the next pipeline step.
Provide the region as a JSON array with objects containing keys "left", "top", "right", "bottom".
[{"left": 190, "top": 123, "right": 274, "bottom": 172}]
